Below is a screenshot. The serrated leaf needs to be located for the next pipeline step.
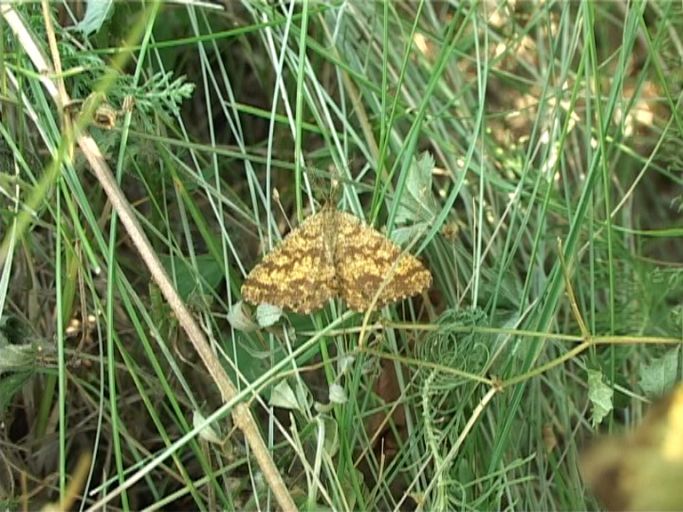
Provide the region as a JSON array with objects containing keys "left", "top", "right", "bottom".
[
  {"left": 588, "top": 369, "right": 613, "bottom": 427},
  {"left": 256, "top": 304, "right": 282, "bottom": 327},
  {"left": 0, "top": 343, "right": 38, "bottom": 373},
  {"left": 320, "top": 415, "right": 339, "bottom": 457},
  {"left": 193, "top": 410, "right": 222, "bottom": 445},
  {"left": 390, "top": 221, "right": 431, "bottom": 247},
  {"left": 328, "top": 383, "right": 347, "bottom": 404},
  {"left": 270, "top": 380, "right": 300, "bottom": 411},
  {"left": 339, "top": 355, "right": 355, "bottom": 374},
  {"left": 72, "top": 0, "right": 114, "bottom": 35},
  {"left": 639, "top": 347, "right": 680, "bottom": 397},
  {"left": 395, "top": 152, "right": 438, "bottom": 224},
  {"left": 227, "top": 301, "right": 257, "bottom": 332}
]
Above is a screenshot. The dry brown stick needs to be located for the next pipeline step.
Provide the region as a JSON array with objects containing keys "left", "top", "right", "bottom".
[
  {"left": 77, "top": 136, "right": 296, "bottom": 511},
  {"left": 1, "top": 5, "right": 296, "bottom": 511}
]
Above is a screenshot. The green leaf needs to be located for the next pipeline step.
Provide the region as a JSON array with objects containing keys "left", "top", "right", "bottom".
[
  {"left": 255, "top": 304, "right": 282, "bottom": 328},
  {"left": 319, "top": 415, "right": 339, "bottom": 458},
  {"left": 72, "top": 0, "right": 114, "bottom": 35},
  {"left": 158, "top": 253, "right": 223, "bottom": 301},
  {"left": 390, "top": 221, "right": 431, "bottom": 247},
  {"left": 639, "top": 347, "right": 681, "bottom": 397},
  {"left": 0, "top": 343, "right": 38, "bottom": 374},
  {"left": 227, "top": 301, "right": 258, "bottom": 332},
  {"left": 328, "top": 383, "right": 347, "bottom": 404},
  {"left": 270, "top": 380, "right": 301, "bottom": 411},
  {"left": 587, "top": 369, "right": 613, "bottom": 427},
  {"left": 193, "top": 410, "right": 222, "bottom": 445},
  {"left": 395, "top": 152, "right": 438, "bottom": 225}
]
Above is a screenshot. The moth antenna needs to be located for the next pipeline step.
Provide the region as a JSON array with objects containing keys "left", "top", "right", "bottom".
[{"left": 272, "top": 187, "right": 293, "bottom": 231}]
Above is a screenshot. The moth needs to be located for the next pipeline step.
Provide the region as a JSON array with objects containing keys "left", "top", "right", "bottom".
[{"left": 241, "top": 206, "right": 432, "bottom": 313}]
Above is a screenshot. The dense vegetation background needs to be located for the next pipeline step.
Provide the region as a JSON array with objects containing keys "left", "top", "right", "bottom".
[{"left": 1, "top": 1, "right": 682, "bottom": 510}]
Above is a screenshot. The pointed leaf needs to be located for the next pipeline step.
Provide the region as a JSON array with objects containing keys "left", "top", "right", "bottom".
[
  {"left": 588, "top": 369, "right": 613, "bottom": 427},
  {"left": 256, "top": 304, "right": 282, "bottom": 328},
  {"left": 227, "top": 301, "right": 257, "bottom": 332},
  {"left": 395, "top": 152, "right": 438, "bottom": 224},
  {"left": 639, "top": 347, "right": 680, "bottom": 397},
  {"left": 270, "top": 380, "right": 300, "bottom": 411}
]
